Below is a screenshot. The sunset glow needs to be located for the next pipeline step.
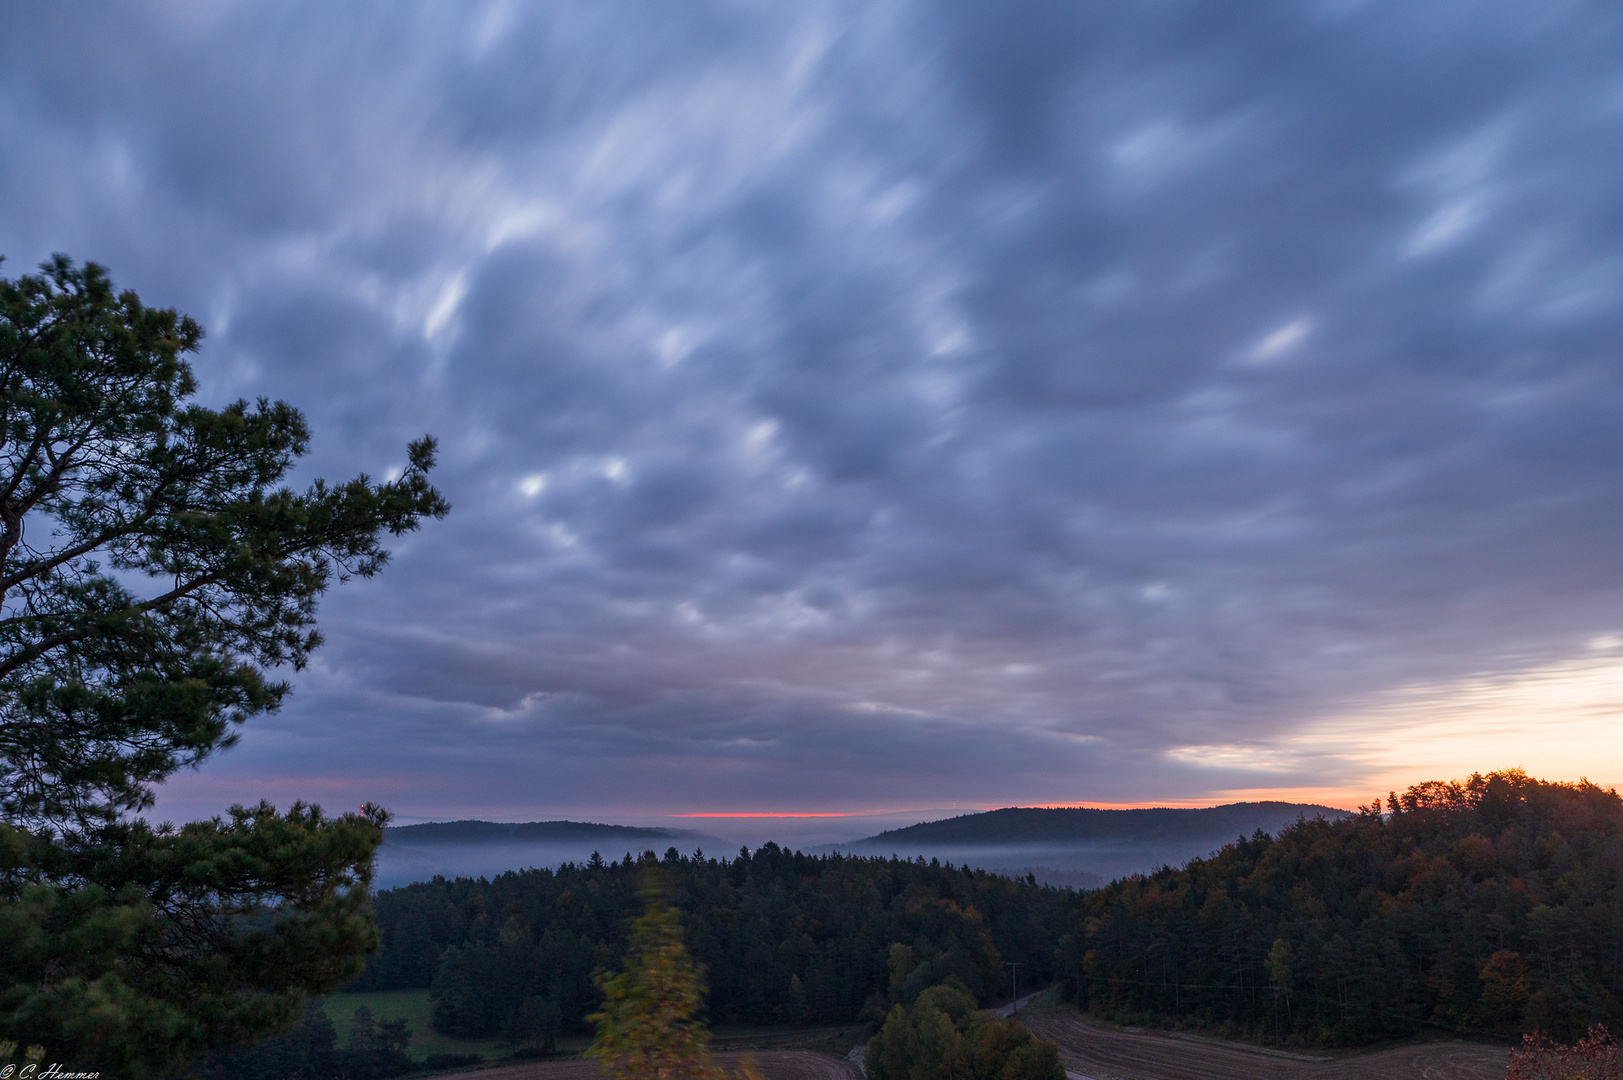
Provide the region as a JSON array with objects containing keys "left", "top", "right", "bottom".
[{"left": 673, "top": 812, "right": 855, "bottom": 819}]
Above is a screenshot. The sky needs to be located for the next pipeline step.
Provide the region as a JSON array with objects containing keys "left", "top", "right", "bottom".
[{"left": 4, "top": 2, "right": 1623, "bottom": 842}]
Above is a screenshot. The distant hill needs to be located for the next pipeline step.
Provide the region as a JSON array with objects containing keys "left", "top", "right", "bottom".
[
  {"left": 374, "top": 819, "right": 711, "bottom": 887},
  {"left": 383, "top": 819, "right": 692, "bottom": 845},
  {"left": 850, "top": 802, "right": 1350, "bottom": 848}
]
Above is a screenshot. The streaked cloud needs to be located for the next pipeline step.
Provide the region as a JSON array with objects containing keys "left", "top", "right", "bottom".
[{"left": 1247, "top": 316, "right": 1314, "bottom": 363}]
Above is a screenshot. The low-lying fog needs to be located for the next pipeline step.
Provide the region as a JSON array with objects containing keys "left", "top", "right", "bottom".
[
  {"left": 375, "top": 837, "right": 722, "bottom": 888},
  {"left": 375, "top": 832, "right": 1260, "bottom": 891},
  {"left": 819, "top": 838, "right": 1269, "bottom": 890}
]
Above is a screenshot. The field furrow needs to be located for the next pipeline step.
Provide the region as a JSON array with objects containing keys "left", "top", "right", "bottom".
[{"left": 1025, "top": 1011, "right": 1507, "bottom": 1080}]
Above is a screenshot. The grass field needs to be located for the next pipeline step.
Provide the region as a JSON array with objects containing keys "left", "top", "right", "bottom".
[
  {"left": 318, "top": 988, "right": 538, "bottom": 1062},
  {"left": 317, "top": 989, "right": 864, "bottom": 1066}
]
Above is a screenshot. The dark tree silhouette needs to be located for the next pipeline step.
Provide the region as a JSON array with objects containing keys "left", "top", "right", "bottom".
[{"left": 0, "top": 256, "right": 448, "bottom": 1074}]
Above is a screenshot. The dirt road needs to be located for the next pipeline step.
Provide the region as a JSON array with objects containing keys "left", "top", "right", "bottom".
[
  {"left": 424, "top": 1016, "right": 1503, "bottom": 1080},
  {"left": 1025, "top": 1010, "right": 1507, "bottom": 1080}
]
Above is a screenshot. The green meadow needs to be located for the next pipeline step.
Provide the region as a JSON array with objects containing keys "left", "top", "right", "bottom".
[
  {"left": 317, "top": 988, "right": 579, "bottom": 1062},
  {"left": 317, "top": 988, "right": 862, "bottom": 1064}
]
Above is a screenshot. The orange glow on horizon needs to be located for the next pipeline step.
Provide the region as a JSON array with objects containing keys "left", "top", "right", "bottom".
[
  {"left": 674, "top": 812, "right": 854, "bottom": 818},
  {"left": 1023, "top": 798, "right": 1290, "bottom": 811}
]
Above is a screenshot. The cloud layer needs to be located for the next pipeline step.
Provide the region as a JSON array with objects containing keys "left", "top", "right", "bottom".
[{"left": 4, "top": 1, "right": 1623, "bottom": 821}]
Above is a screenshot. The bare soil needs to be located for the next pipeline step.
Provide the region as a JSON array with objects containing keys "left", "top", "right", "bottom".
[
  {"left": 1024, "top": 1010, "right": 1508, "bottom": 1080},
  {"left": 427, "top": 1050, "right": 860, "bottom": 1080}
]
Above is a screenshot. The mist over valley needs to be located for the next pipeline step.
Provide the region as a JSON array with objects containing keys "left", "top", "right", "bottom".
[
  {"left": 376, "top": 820, "right": 713, "bottom": 887},
  {"left": 376, "top": 802, "right": 1350, "bottom": 889}
]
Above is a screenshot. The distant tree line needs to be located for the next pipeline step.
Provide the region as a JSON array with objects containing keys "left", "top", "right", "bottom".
[
  {"left": 350, "top": 844, "right": 1067, "bottom": 1039},
  {"left": 1062, "top": 770, "right": 1623, "bottom": 1046}
]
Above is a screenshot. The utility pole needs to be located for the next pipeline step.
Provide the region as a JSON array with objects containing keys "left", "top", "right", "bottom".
[{"left": 1006, "top": 961, "right": 1023, "bottom": 1014}]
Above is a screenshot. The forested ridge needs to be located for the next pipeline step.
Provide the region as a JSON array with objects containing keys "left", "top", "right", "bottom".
[
  {"left": 351, "top": 770, "right": 1623, "bottom": 1054},
  {"left": 352, "top": 843, "right": 1066, "bottom": 1039},
  {"left": 860, "top": 802, "right": 1348, "bottom": 846},
  {"left": 1067, "top": 770, "right": 1623, "bottom": 1045}
]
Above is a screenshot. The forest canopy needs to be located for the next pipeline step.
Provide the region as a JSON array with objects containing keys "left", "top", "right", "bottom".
[
  {"left": 1065, "top": 770, "right": 1623, "bottom": 1045},
  {"left": 353, "top": 770, "right": 1623, "bottom": 1055},
  {"left": 353, "top": 845, "right": 1067, "bottom": 1040}
]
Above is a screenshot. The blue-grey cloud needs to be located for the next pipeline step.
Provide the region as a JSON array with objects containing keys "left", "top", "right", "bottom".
[{"left": 3, "top": 0, "right": 1622, "bottom": 821}]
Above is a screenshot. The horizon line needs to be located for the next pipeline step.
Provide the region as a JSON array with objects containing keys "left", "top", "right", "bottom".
[{"left": 673, "top": 812, "right": 855, "bottom": 818}]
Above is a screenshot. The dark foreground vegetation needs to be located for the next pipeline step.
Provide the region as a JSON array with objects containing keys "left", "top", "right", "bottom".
[
  {"left": 191, "top": 1004, "right": 416, "bottom": 1080},
  {"left": 1068, "top": 769, "right": 1623, "bottom": 1045},
  {"left": 0, "top": 257, "right": 447, "bottom": 1077},
  {"left": 353, "top": 844, "right": 1067, "bottom": 1040}
]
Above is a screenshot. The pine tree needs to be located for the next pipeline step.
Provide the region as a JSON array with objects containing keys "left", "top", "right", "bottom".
[{"left": 0, "top": 256, "right": 448, "bottom": 1074}]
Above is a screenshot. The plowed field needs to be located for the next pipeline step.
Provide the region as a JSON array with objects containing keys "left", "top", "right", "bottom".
[
  {"left": 1024, "top": 1011, "right": 1507, "bottom": 1080},
  {"left": 428, "top": 1050, "right": 859, "bottom": 1080}
]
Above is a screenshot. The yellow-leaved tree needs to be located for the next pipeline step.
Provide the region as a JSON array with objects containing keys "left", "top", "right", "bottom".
[{"left": 587, "top": 869, "right": 733, "bottom": 1080}]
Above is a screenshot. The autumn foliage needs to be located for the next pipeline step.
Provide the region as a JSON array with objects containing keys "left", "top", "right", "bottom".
[
  {"left": 586, "top": 871, "right": 725, "bottom": 1080},
  {"left": 1067, "top": 770, "right": 1623, "bottom": 1045},
  {"left": 1507, "top": 1025, "right": 1623, "bottom": 1080}
]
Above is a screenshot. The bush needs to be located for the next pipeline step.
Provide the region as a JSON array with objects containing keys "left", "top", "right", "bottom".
[
  {"left": 865, "top": 983, "right": 1064, "bottom": 1080},
  {"left": 1507, "top": 1026, "right": 1623, "bottom": 1080}
]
